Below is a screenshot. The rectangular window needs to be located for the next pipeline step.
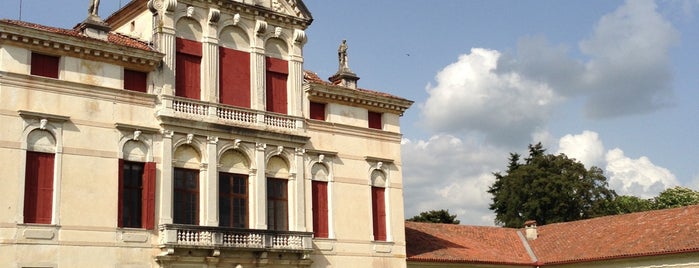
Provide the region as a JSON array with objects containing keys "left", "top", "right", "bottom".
[
  {"left": 220, "top": 172, "right": 248, "bottom": 228},
  {"left": 176, "top": 38, "right": 202, "bottom": 100},
  {"left": 30, "top": 52, "right": 59, "bottom": 79},
  {"left": 312, "top": 181, "right": 329, "bottom": 238},
  {"left": 24, "top": 151, "right": 55, "bottom": 224},
  {"left": 309, "top": 102, "right": 326, "bottom": 121},
  {"left": 267, "top": 178, "right": 288, "bottom": 231},
  {"left": 219, "top": 47, "right": 251, "bottom": 108},
  {"left": 368, "top": 111, "right": 382, "bottom": 130},
  {"left": 174, "top": 168, "right": 199, "bottom": 225},
  {"left": 371, "top": 186, "right": 386, "bottom": 241},
  {"left": 265, "top": 57, "right": 288, "bottom": 114},
  {"left": 118, "top": 160, "right": 156, "bottom": 229},
  {"left": 124, "top": 69, "right": 148, "bottom": 93}
]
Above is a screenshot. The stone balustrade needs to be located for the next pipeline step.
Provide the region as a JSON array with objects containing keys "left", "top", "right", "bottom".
[{"left": 159, "top": 224, "right": 313, "bottom": 252}]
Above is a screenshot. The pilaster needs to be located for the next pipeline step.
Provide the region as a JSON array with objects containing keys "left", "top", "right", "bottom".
[
  {"left": 205, "top": 136, "right": 219, "bottom": 226},
  {"left": 159, "top": 130, "right": 175, "bottom": 224},
  {"left": 254, "top": 142, "right": 267, "bottom": 229},
  {"left": 293, "top": 148, "right": 306, "bottom": 231}
]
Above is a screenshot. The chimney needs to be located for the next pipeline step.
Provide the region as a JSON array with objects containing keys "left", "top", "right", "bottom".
[
  {"left": 524, "top": 220, "right": 538, "bottom": 240},
  {"left": 329, "top": 39, "right": 360, "bottom": 89}
]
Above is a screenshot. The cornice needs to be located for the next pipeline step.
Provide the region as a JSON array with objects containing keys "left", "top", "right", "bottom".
[
  {"left": 0, "top": 23, "right": 163, "bottom": 72},
  {"left": 305, "top": 83, "right": 413, "bottom": 116},
  {"left": 162, "top": 0, "right": 312, "bottom": 29}
]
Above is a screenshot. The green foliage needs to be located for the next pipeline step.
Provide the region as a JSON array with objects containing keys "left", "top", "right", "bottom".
[
  {"left": 610, "top": 195, "right": 654, "bottom": 214},
  {"left": 407, "top": 209, "right": 461, "bottom": 224},
  {"left": 653, "top": 186, "right": 699, "bottom": 209},
  {"left": 488, "top": 143, "right": 617, "bottom": 228}
]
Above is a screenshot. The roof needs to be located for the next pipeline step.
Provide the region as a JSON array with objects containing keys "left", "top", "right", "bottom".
[
  {"left": 406, "top": 205, "right": 699, "bottom": 266},
  {"left": 0, "top": 19, "right": 154, "bottom": 52},
  {"left": 303, "top": 70, "right": 409, "bottom": 101}
]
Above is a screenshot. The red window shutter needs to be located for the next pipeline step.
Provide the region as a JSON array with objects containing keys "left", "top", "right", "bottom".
[
  {"left": 368, "top": 111, "right": 382, "bottom": 130},
  {"left": 265, "top": 57, "right": 288, "bottom": 114},
  {"left": 24, "top": 152, "right": 54, "bottom": 224},
  {"left": 117, "top": 159, "right": 124, "bottom": 227},
  {"left": 309, "top": 102, "right": 326, "bottom": 121},
  {"left": 176, "top": 38, "right": 202, "bottom": 100},
  {"left": 124, "top": 69, "right": 148, "bottom": 93},
  {"left": 142, "top": 162, "right": 156, "bottom": 229},
  {"left": 31, "top": 53, "right": 59, "bottom": 79},
  {"left": 312, "top": 181, "right": 329, "bottom": 238},
  {"left": 219, "top": 47, "right": 251, "bottom": 108},
  {"left": 372, "top": 187, "right": 386, "bottom": 241}
]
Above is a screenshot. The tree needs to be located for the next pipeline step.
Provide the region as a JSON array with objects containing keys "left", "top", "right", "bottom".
[
  {"left": 610, "top": 195, "right": 654, "bottom": 214},
  {"left": 407, "top": 209, "right": 460, "bottom": 224},
  {"left": 653, "top": 186, "right": 699, "bottom": 209},
  {"left": 488, "top": 143, "right": 617, "bottom": 228}
]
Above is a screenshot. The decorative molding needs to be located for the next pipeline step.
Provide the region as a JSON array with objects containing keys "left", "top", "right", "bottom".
[
  {"left": 305, "top": 84, "right": 413, "bottom": 116},
  {"left": 233, "top": 139, "right": 241, "bottom": 149},
  {"left": 295, "top": 147, "right": 305, "bottom": 156},
  {"left": 275, "top": 145, "right": 284, "bottom": 155},
  {"left": 208, "top": 8, "right": 221, "bottom": 24},
  {"left": 39, "top": 119, "right": 48, "bottom": 130},
  {"left": 18, "top": 110, "right": 70, "bottom": 122},
  {"left": 161, "top": 129, "right": 175, "bottom": 139},
  {"left": 164, "top": 0, "right": 178, "bottom": 12},
  {"left": 232, "top": 13, "right": 241, "bottom": 25},
  {"left": 207, "top": 136, "right": 219, "bottom": 144},
  {"left": 186, "top": 6, "right": 195, "bottom": 17},
  {"left": 255, "top": 20, "right": 268, "bottom": 36},
  {"left": 256, "top": 143, "right": 266, "bottom": 151},
  {"left": 133, "top": 130, "right": 142, "bottom": 141},
  {"left": 274, "top": 26, "right": 283, "bottom": 38},
  {"left": 293, "top": 29, "right": 306, "bottom": 45},
  {"left": 115, "top": 123, "right": 160, "bottom": 134},
  {"left": 318, "top": 154, "right": 324, "bottom": 163},
  {"left": 365, "top": 156, "right": 394, "bottom": 164},
  {"left": 186, "top": 134, "right": 194, "bottom": 144}
]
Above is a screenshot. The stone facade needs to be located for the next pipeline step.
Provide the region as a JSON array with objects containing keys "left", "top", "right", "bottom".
[{"left": 0, "top": 0, "right": 413, "bottom": 267}]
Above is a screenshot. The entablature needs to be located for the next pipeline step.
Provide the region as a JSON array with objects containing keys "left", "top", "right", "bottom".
[{"left": 305, "top": 82, "right": 413, "bottom": 116}]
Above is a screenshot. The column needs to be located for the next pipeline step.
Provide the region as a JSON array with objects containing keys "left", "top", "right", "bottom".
[
  {"left": 293, "top": 148, "right": 306, "bottom": 231},
  {"left": 159, "top": 130, "right": 174, "bottom": 224},
  {"left": 205, "top": 136, "right": 219, "bottom": 226},
  {"left": 254, "top": 143, "right": 267, "bottom": 229}
]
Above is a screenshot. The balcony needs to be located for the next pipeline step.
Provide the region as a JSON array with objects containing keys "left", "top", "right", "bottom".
[
  {"left": 158, "top": 95, "right": 303, "bottom": 133},
  {"left": 158, "top": 224, "right": 313, "bottom": 253}
]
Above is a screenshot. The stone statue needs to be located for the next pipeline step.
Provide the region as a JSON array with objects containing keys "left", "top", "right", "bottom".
[
  {"left": 338, "top": 39, "right": 348, "bottom": 68},
  {"left": 88, "top": 0, "right": 100, "bottom": 17}
]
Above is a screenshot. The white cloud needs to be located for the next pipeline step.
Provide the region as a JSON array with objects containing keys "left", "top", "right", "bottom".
[
  {"left": 605, "top": 148, "right": 679, "bottom": 198},
  {"left": 557, "top": 131, "right": 605, "bottom": 168},
  {"left": 401, "top": 135, "right": 506, "bottom": 226},
  {"left": 421, "top": 48, "right": 556, "bottom": 145}
]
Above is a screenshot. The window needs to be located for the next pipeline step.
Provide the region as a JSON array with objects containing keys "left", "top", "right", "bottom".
[
  {"left": 118, "top": 160, "right": 156, "bottom": 229},
  {"left": 124, "top": 69, "right": 148, "bottom": 93},
  {"left": 368, "top": 111, "right": 382, "bottom": 130},
  {"left": 310, "top": 102, "right": 326, "bottom": 121},
  {"left": 24, "top": 151, "right": 55, "bottom": 224},
  {"left": 174, "top": 168, "right": 199, "bottom": 225},
  {"left": 312, "top": 180, "right": 329, "bottom": 238},
  {"left": 267, "top": 178, "right": 288, "bottom": 231},
  {"left": 371, "top": 186, "right": 386, "bottom": 241},
  {"left": 220, "top": 173, "right": 248, "bottom": 228},
  {"left": 30, "top": 52, "right": 59, "bottom": 79},
  {"left": 265, "top": 57, "right": 288, "bottom": 114},
  {"left": 176, "top": 38, "right": 202, "bottom": 100},
  {"left": 219, "top": 47, "right": 251, "bottom": 108}
]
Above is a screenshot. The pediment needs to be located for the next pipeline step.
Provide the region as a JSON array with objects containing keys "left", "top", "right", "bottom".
[{"left": 266, "top": 0, "right": 312, "bottom": 20}]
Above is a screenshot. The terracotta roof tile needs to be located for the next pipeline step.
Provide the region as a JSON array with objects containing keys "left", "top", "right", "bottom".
[
  {"left": 303, "top": 70, "right": 410, "bottom": 101},
  {"left": 0, "top": 19, "right": 154, "bottom": 51},
  {"left": 405, "top": 221, "right": 533, "bottom": 265},
  {"left": 406, "top": 205, "right": 699, "bottom": 265}
]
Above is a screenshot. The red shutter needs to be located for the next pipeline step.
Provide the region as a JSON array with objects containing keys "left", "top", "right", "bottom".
[
  {"left": 142, "top": 162, "right": 156, "bottom": 229},
  {"left": 31, "top": 53, "right": 59, "bottom": 79},
  {"left": 219, "top": 47, "right": 251, "bottom": 108},
  {"left": 124, "top": 69, "right": 148, "bottom": 93},
  {"left": 24, "top": 152, "right": 54, "bottom": 224},
  {"left": 312, "top": 181, "right": 329, "bottom": 238},
  {"left": 368, "top": 111, "right": 382, "bottom": 130},
  {"left": 265, "top": 57, "right": 288, "bottom": 114},
  {"left": 372, "top": 187, "right": 386, "bottom": 241},
  {"left": 176, "top": 38, "right": 202, "bottom": 100},
  {"left": 309, "top": 102, "right": 326, "bottom": 121},
  {"left": 117, "top": 159, "right": 124, "bottom": 227}
]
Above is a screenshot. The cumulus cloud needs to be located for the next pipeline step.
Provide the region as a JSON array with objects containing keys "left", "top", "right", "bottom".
[
  {"left": 605, "top": 148, "right": 679, "bottom": 198},
  {"left": 421, "top": 48, "right": 556, "bottom": 145},
  {"left": 557, "top": 131, "right": 605, "bottom": 168},
  {"left": 580, "top": 0, "right": 679, "bottom": 118},
  {"left": 401, "top": 135, "right": 506, "bottom": 226}
]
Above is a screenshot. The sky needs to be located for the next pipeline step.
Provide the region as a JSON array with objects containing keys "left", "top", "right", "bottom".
[{"left": 3, "top": 0, "right": 698, "bottom": 226}]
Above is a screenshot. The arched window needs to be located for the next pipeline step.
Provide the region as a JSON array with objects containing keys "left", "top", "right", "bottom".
[
  {"left": 311, "top": 163, "right": 329, "bottom": 238},
  {"left": 173, "top": 144, "right": 202, "bottom": 225},
  {"left": 24, "top": 129, "right": 56, "bottom": 224},
  {"left": 266, "top": 156, "right": 289, "bottom": 231},
  {"left": 265, "top": 38, "right": 288, "bottom": 114},
  {"left": 118, "top": 140, "right": 156, "bottom": 229},
  {"left": 219, "top": 26, "right": 251, "bottom": 108},
  {"left": 175, "top": 19, "right": 203, "bottom": 100},
  {"left": 371, "top": 170, "right": 387, "bottom": 241},
  {"left": 219, "top": 149, "right": 250, "bottom": 228}
]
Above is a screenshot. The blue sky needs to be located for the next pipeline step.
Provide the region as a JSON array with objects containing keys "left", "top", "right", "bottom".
[{"left": 4, "top": 0, "right": 697, "bottom": 226}]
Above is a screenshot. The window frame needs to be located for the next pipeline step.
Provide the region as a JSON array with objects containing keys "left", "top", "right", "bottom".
[
  {"left": 267, "top": 177, "right": 288, "bottom": 231},
  {"left": 123, "top": 69, "right": 148, "bottom": 93},
  {"left": 30, "top": 52, "right": 60, "bottom": 79},
  {"left": 219, "top": 172, "right": 248, "bottom": 228},
  {"left": 24, "top": 151, "right": 55, "bottom": 224},
  {"left": 312, "top": 180, "right": 329, "bottom": 238},
  {"left": 368, "top": 111, "right": 382, "bottom": 130},
  {"left": 309, "top": 102, "right": 326, "bottom": 121},
  {"left": 118, "top": 160, "right": 156, "bottom": 229},
  {"left": 173, "top": 167, "right": 200, "bottom": 225}
]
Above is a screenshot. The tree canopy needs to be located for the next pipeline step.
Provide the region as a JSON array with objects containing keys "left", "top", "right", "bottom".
[
  {"left": 488, "top": 143, "right": 617, "bottom": 228},
  {"left": 611, "top": 186, "right": 699, "bottom": 214},
  {"left": 407, "top": 209, "right": 460, "bottom": 224}
]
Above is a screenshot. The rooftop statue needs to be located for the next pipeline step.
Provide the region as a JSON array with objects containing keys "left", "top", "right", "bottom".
[{"left": 88, "top": 0, "right": 100, "bottom": 17}]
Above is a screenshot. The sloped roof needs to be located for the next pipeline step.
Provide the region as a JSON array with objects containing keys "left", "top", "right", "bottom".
[
  {"left": 405, "top": 205, "right": 699, "bottom": 266},
  {"left": 405, "top": 221, "right": 534, "bottom": 265},
  {"left": 0, "top": 19, "right": 154, "bottom": 51},
  {"left": 303, "top": 70, "right": 409, "bottom": 101}
]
